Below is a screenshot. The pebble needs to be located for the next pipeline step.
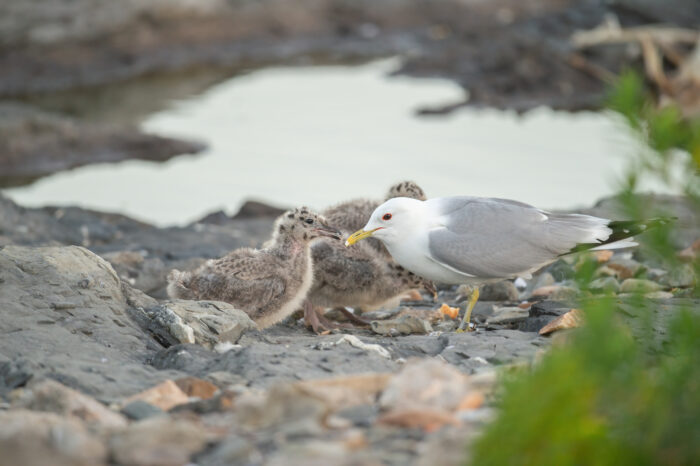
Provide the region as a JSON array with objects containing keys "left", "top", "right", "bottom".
[
  {"left": 547, "top": 260, "right": 575, "bottom": 281},
  {"left": 643, "top": 291, "right": 674, "bottom": 299},
  {"left": 531, "top": 285, "right": 560, "bottom": 297},
  {"left": 607, "top": 258, "right": 645, "bottom": 279},
  {"left": 678, "top": 238, "right": 700, "bottom": 261},
  {"left": 588, "top": 276, "right": 620, "bottom": 294},
  {"left": 12, "top": 379, "right": 127, "bottom": 430},
  {"left": 0, "top": 410, "right": 107, "bottom": 466},
  {"left": 318, "top": 335, "right": 392, "bottom": 359},
  {"left": 619, "top": 278, "right": 664, "bottom": 294},
  {"left": 121, "top": 401, "right": 165, "bottom": 421},
  {"left": 658, "top": 264, "right": 696, "bottom": 288},
  {"left": 485, "top": 307, "right": 529, "bottom": 325},
  {"left": 123, "top": 380, "right": 189, "bottom": 411},
  {"left": 550, "top": 286, "right": 580, "bottom": 301},
  {"left": 370, "top": 314, "right": 433, "bottom": 336},
  {"left": 109, "top": 416, "right": 212, "bottom": 466}
]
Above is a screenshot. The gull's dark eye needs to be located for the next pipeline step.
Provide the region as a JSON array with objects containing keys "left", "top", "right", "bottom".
[
  {"left": 382, "top": 213, "right": 392, "bottom": 221},
  {"left": 305, "top": 218, "right": 313, "bottom": 224}
]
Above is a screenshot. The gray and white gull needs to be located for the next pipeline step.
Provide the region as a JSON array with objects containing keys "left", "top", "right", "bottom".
[{"left": 346, "top": 196, "right": 661, "bottom": 331}]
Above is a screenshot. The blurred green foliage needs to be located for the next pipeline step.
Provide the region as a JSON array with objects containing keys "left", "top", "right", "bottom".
[{"left": 470, "top": 73, "right": 700, "bottom": 465}]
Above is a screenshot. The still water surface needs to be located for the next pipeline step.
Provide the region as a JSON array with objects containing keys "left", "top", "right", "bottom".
[{"left": 6, "top": 59, "right": 649, "bottom": 226}]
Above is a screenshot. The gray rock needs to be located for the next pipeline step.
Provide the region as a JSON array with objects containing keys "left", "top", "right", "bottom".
[
  {"left": 144, "top": 304, "right": 195, "bottom": 345},
  {"left": 0, "top": 410, "right": 107, "bottom": 466},
  {"left": 109, "top": 416, "right": 211, "bottom": 466},
  {"left": 658, "top": 264, "right": 696, "bottom": 288},
  {"left": 337, "top": 404, "right": 378, "bottom": 427},
  {"left": 607, "top": 257, "right": 645, "bottom": 280},
  {"left": 620, "top": 278, "right": 664, "bottom": 294},
  {"left": 11, "top": 379, "right": 127, "bottom": 430},
  {"left": 642, "top": 291, "right": 674, "bottom": 299},
  {"left": 589, "top": 276, "right": 621, "bottom": 294},
  {"left": 0, "top": 245, "right": 176, "bottom": 401},
  {"left": 152, "top": 335, "right": 399, "bottom": 389},
  {"left": 524, "top": 272, "right": 556, "bottom": 298},
  {"left": 440, "top": 330, "right": 545, "bottom": 370},
  {"left": 546, "top": 260, "right": 575, "bottom": 281},
  {"left": 158, "top": 300, "right": 258, "bottom": 348},
  {"left": 121, "top": 400, "right": 165, "bottom": 421},
  {"left": 199, "top": 435, "right": 260, "bottom": 466},
  {"left": 550, "top": 286, "right": 580, "bottom": 301},
  {"left": 486, "top": 307, "right": 530, "bottom": 325},
  {"left": 370, "top": 314, "right": 433, "bottom": 335}
]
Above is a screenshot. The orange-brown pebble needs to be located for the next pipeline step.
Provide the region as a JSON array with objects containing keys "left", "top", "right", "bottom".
[
  {"left": 539, "top": 308, "right": 584, "bottom": 335},
  {"left": 593, "top": 250, "right": 614, "bottom": 263},
  {"left": 457, "top": 392, "right": 485, "bottom": 411},
  {"left": 439, "top": 303, "right": 460, "bottom": 319},
  {"left": 531, "top": 285, "right": 560, "bottom": 297}
]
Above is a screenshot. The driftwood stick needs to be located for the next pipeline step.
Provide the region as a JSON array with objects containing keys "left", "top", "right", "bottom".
[{"left": 572, "top": 25, "right": 699, "bottom": 49}]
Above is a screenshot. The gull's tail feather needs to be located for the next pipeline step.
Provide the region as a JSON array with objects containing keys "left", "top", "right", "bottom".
[
  {"left": 566, "top": 217, "right": 675, "bottom": 254},
  {"left": 166, "top": 269, "right": 196, "bottom": 300}
]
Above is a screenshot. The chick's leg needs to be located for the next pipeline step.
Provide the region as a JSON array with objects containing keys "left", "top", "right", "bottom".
[{"left": 303, "top": 299, "right": 340, "bottom": 334}]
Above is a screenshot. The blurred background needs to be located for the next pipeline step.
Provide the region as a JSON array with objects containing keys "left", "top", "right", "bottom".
[{"left": 1, "top": 0, "right": 698, "bottom": 225}]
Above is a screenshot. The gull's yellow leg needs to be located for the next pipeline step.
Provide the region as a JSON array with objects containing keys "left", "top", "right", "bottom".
[{"left": 456, "top": 287, "right": 479, "bottom": 332}]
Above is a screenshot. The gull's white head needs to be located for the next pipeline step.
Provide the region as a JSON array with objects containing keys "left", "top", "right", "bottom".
[{"left": 345, "top": 197, "right": 424, "bottom": 247}]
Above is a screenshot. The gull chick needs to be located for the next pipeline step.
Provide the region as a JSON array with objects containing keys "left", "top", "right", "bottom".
[
  {"left": 347, "top": 196, "right": 664, "bottom": 331},
  {"left": 304, "top": 181, "right": 433, "bottom": 331},
  {"left": 167, "top": 207, "right": 341, "bottom": 329},
  {"left": 309, "top": 238, "right": 434, "bottom": 313}
]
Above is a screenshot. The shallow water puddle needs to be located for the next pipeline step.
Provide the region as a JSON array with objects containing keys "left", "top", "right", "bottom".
[{"left": 5, "top": 59, "right": 660, "bottom": 226}]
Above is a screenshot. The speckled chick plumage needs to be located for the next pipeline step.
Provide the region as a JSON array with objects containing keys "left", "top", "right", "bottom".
[
  {"left": 322, "top": 181, "right": 427, "bottom": 257},
  {"left": 309, "top": 181, "right": 432, "bottom": 312},
  {"left": 167, "top": 207, "right": 339, "bottom": 328},
  {"left": 309, "top": 238, "right": 431, "bottom": 311}
]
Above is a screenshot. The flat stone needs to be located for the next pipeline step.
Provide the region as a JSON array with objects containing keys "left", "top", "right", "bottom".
[
  {"left": 550, "top": 286, "right": 580, "bottom": 301},
  {"left": 0, "top": 245, "right": 173, "bottom": 401},
  {"left": 0, "top": 410, "right": 107, "bottom": 466},
  {"left": 620, "top": 278, "right": 664, "bottom": 293},
  {"left": 379, "top": 359, "right": 476, "bottom": 414},
  {"left": 124, "top": 380, "right": 189, "bottom": 411},
  {"left": 109, "top": 416, "right": 211, "bottom": 466},
  {"left": 370, "top": 314, "right": 432, "bottom": 335},
  {"left": 121, "top": 400, "right": 165, "bottom": 421},
  {"left": 658, "top": 264, "right": 696, "bottom": 288},
  {"left": 486, "top": 307, "right": 529, "bottom": 325},
  {"left": 154, "top": 300, "right": 258, "bottom": 348},
  {"left": 12, "top": 379, "right": 127, "bottom": 430},
  {"left": 174, "top": 376, "right": 218, "bottom": 400},
  {"left": 643, "top": 291, "right": 675, "bottom": 299},
  {"left": 607, "top": 258, "right": 645, "bottom": 280},
  {"left": 588, "top": 276, "right": 620, "bottom": 294}
]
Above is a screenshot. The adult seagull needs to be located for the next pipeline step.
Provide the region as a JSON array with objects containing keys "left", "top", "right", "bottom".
[{"left": 345, "top": 196, "right": 666, "bottom": 331}]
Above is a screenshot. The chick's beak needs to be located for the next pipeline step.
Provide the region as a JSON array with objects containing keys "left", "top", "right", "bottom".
[
  {"left": 345, "top": 228, "right": 380, "bottom": 246},
  {"left": 314, "top": 226, "right": 342, "bottom": 240}
]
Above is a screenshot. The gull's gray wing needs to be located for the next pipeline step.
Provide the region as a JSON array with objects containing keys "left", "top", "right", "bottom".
[{"left": 427, "top": 197, "right": 610, "bottom": 278}]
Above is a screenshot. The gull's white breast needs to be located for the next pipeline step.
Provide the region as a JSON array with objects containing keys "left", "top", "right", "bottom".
[{"left": 382, "top": 219, "right": 479, "bottom": 285}]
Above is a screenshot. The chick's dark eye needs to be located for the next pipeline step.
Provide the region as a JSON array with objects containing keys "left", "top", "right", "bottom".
[
  {"left": 382, "top": 213, "right": 392, "bottom": 221},
  {"left": 305, "top": 218, "right": 313, "bottom": 224}
]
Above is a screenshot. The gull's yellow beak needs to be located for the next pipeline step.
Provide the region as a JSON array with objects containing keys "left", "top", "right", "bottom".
[{"left": 345, "top": 228, "right": 380, "bottom": 246}]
